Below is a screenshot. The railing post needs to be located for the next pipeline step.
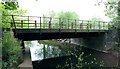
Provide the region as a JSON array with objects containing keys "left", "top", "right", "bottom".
[
  {"left": 80, "top": 20, "right": 83, "bottom": 29},
  {"left": 71, "top": 22, "right": 73, "bottom": 29},
  {"left": 94, "top": 21, "right": 95, "bottom": 30},
  {"left": 59, "top": 18, "right": 61, "bottom": 33},
  {"left": 68, "top": 19, "right": 69, "bottom": 29},
  {"left": 80, "top": 23, "right": 83, "bottom": 29},
  {"left": 59, "top": 18, "right": 61, "bottom": 29},
  {"left": 75, "top": 20, "right": 76, "bottom": 29},
  {"left": 61, "top": 21, "right": 63, "bottom": 29},
  {"left": 61, "top": 18, "right": 64, "bottom": 29},
  {"left": 87, "top": 21, "right": 89, "bottom": 30},
  {"left": 60, "top": 18, "right": 63, "bottom": 29},
  {"left": 98, "top": 21, "right": 100, "bottom": 30},
  {"left": 35, "top": 20, "right": 37, "bottom": 28},
  {"left": 89, "top": 21, "right": 92, "bottom": 29},
  {"left": 75, "top": 20, "right": 77, "bottom": 33},
  {"left": 21, "top": 20, "right": 23, "bottom": 28},
  {"left": 12, "top": 15, "right": 16, "bottom": 29},
  {"left": 40, "top": 17, "right": 41, "bottom": 29},
  {"left": 87, "top": 24, "right": 89, "bottom": 30},
  {"left": 28, "top": 16, "right": 29, "bottom": 29},
  {"left": 90, "top": 24, "right": 92, "bottom": 30},
  {"left": 49, "top": 17, "right": 52, "bottom": 29}
]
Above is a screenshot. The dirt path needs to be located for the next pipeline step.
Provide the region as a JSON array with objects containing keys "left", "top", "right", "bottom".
[{"left": 18, "top": 47, "right": 33, "bottom": 69}]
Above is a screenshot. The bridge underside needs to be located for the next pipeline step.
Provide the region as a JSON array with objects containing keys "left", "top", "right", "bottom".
[{"left": 13, "top": 29, "right": 108, "bottom": 41}]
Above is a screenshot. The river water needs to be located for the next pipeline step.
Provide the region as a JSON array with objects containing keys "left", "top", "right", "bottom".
[
  {"left": 25, "top": 40, "right": 119, "bottom": 68},
  {"left": 29, "top": 41, "right": 62, "bottom": 61}
]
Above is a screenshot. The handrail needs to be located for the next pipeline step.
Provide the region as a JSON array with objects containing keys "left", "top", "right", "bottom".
[{"left": 4, "top": 15, "right": 117, "bottom": 31}]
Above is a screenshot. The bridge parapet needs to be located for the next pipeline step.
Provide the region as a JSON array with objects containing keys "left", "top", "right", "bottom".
[{"left": 4, "top": 15, "right": 114, "bottom": 30}]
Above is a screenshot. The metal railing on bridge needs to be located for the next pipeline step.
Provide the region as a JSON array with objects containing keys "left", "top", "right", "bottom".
[{"left": 5, "top": 15, "right": 115, "bottom": 30}]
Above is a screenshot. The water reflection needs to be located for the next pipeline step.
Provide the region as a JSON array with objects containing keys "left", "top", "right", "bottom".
[
  {"left": 30, "top": 41, "right": 43, "bottom": 61},
  {"left": 26, "top": 40, "right": 118, "bottom": 68},
  {"left": 29, "top": 41, "right": 64, "bottom": 61},
  {"left": 42, "top": 44, "right": 61, "bottom": 59}
]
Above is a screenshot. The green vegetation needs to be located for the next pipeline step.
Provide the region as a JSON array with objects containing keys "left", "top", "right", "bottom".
[
  {"left": 104, "top": 0, "right": 120, "bottom": 52},
  {"left": 1, "top": 1, "right": 26, "bottom": 69},
  {"left": 56, "top": 50, "right": 104, "bottom": 69},
  {"left": 104, "top": 0, "right": 120, "bottom": 28},
  {"left": 2, "top": 32, "right": 23, "bottom": 69},
  {"left": 57, "top": 11, "right": 79, "bottom": 29},
  {"left": 41, "top": 11, "right": 79, "bottom": 29},
  {"left": 1, "top": 1, "right": 27, "bottom": 28},
  {"left": 0, "top": 38, "right": 2, "bottom": 69}
]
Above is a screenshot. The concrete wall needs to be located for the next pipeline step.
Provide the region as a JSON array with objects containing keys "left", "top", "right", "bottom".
[{"left": 72, "top": 29, "right": 118, "bottom": 51}]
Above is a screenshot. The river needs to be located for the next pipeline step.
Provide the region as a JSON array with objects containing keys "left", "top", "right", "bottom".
[{"left": 25, "top": 40, "right": 119, "bottom": 69}]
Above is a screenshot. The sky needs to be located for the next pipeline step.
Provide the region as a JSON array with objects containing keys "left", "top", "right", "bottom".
[{"left": 18, "top": 0, "right": 110, "bottom": 21}]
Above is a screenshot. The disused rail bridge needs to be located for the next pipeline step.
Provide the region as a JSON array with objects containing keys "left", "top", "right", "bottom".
[{"left": 6, "top": 15, "right": 116, "bottom": 40}]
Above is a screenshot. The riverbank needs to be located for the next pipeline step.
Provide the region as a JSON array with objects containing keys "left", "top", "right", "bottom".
[{"left": 18, "top": 46, "right": 33, "bottom": 69}]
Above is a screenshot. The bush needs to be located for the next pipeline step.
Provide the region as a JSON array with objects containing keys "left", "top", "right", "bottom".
[{"left": 2, "top": 31, "right": 23, "bottom": 69}]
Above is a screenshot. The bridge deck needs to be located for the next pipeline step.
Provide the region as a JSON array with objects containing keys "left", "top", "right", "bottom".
[
  {"left": 13, "top": 29, "right": 108, "bottom": 40},
  {"left": 14, "top": 28, "right": 108, "bottom": 33}
]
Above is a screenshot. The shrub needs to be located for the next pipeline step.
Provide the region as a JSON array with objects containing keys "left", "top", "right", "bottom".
[{"left": 2, "top": 31, "right": 23, "bottom": 69}]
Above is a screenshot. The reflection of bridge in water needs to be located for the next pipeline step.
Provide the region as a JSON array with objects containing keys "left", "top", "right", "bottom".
[{"left": 7, "top": 15, "right": 115, "bottom": 40}]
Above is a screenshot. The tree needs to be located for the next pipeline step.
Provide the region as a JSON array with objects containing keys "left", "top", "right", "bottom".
[
  {"left": 57, "top": 11, "right": 79, "bottom": 29},
  {"left": 104, "top": 0, "right": 120, "bottom": 28},
  {"left": 2, "top": 32, "right": 23, "bottom": 69},
  {"left": 1, "top": 1, "right": 19, "bottom": 10},
  {"left": 43, "top": 11, "right": 79, "bottom": 29},
  {"left": 1, "top": 1, "right": 27, "bottom": 28}
]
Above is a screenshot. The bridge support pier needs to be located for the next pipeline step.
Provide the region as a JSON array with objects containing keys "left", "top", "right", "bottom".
[
  {"left": 21, "top": 40, "right": 25, "bottom": 54},
  {"left": 72, "top": 29, "right": 118, "bottom": 51}
]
